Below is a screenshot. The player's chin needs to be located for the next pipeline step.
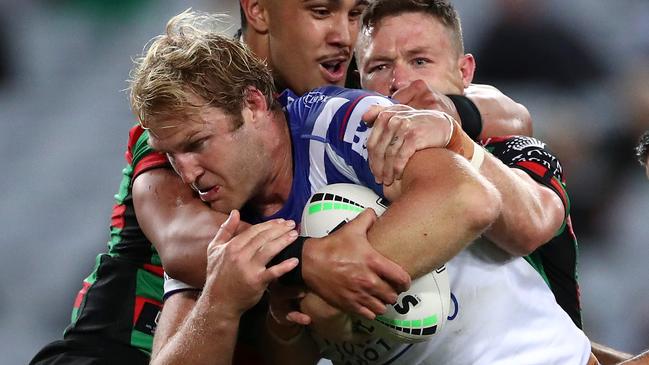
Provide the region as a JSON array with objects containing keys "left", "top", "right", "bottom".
[
  {"left": 209, "top": 200, "right": 236, "bottom": 216},
  {"left": 311, "top": 70, "right": 344, "bottom": 88}
]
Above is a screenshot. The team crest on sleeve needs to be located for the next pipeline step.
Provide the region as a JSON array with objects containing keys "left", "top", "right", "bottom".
[
  {"left": 505, "top": 136, "right": 545, "bottom": 151},
  {"left": 506, "top": 137, "right": 562, "bottom": 177}
]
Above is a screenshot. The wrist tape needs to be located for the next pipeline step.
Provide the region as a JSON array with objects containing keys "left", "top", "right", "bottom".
[{"left": 268, "top": 236, "right": 307, "bottom": 285}]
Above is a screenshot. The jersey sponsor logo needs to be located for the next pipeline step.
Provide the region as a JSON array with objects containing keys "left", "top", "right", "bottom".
[
  {"left": 302, "top": 91, "right": 331, "bottom": 106},
  {"left": 134, "top": 300, "right": 161, "bottom": 336}
]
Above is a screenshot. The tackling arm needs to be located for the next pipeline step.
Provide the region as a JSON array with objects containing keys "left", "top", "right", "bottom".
[
  {"left": 363, "top": 101, "right": 564, "bottom": 257},
  {"left": 391, "top": 81, "right": 532, "bottom": 140},
  {"left": 443, "top": 125, "right": 566, "bottom": 256},
  {"left": 464, "top": 83, "right": 533, "bottom": 139},
  {"left": 357, "top": 104, "right": 502, "bottom": 278},
  {"left": 150, "top": 291, "right": 241, "bottom": 365},
  {"left": 477, "top": 149, "right": 565, "bottom": 256},
  {"left": 133, "top": 168, "right": 249, "bottom": 287},
  {"left": 374, "top": 148, "right": 501, "bottom": 279}
]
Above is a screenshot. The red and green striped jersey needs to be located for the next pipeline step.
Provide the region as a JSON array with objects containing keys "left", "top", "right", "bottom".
[
  {"left": 107, "top": 125, "right": 168, "bottom": 263},
  {"left": 66, "top": 125, "right": 169, "bottom": 355},
  {"left": 483, "top": 135, "right": 582, "bottom": 329}
]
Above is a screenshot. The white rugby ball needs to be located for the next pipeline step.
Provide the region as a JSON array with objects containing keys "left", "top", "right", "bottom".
[{"left": 300, "top": 183, "right": 451, "bottom": 343}]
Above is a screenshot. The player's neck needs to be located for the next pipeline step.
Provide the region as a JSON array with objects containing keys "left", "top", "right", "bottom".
[
  {"left": 243, "top": 29, "right": 270, "bottom": 64},
  {"left": 253, "top": 112, "right": 294, "bottom": 217}
]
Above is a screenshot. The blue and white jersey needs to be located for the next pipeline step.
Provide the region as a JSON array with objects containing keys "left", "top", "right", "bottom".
[{"left": 259, "top": 86, "right": 394, "bottom": 225}]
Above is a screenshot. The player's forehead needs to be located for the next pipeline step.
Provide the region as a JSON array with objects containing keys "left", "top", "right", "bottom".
[
  {"left": 146, "top": 109, "right": 222, "bottom": 154},
  {"left": 278, "top": 0, "right": 369, "bottom": 12},
  {"left": 378, "top": 12, "right": 448, "bottom": 40},
  {"left": 301, "top": 0, "right": 369, "bottom": 7},
  {"left": 365, "top": 13, "right": 452, "bottom": 56},
  {"left": 147, "top": 121, "right": 200, "bottom": 153}
]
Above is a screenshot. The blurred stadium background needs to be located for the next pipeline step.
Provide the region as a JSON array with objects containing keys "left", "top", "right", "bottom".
[{"left": 0, "top": 1, "right": 647, "bottom": 364}]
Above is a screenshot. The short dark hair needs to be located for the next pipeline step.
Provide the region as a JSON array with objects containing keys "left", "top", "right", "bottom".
[
  {"left": 361, "top": 0, "right": 464, "bottom": 53},
  {"left": 636, "top": 130, "right": 649, "bottom": 166}
]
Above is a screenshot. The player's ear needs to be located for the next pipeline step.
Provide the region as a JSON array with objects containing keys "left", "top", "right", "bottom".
[
  {"left": 241, "top": 0, "right": 269, "bottom": 34},
  {"left": 242, "top": 87, "right": 270, "bottom": 126},
  {"left": 458, "top": 53, "right": 476, "bottom": 88}
]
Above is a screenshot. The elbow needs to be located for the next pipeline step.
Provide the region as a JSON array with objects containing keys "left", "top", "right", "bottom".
[
  {"left": 159, "top": 245, "right": 204, "bottom": 286},
  {"left": 489, "top": 212, "right": 559, "bottom": 257},
  {"left": 161, "top": 253, "right": 185, "bottom": 281},
  {"left": 156, "top": 242, "right": 184, "bottom": 279},
  {"left": 516, "top": 103, "right": 533, "bottom": 137},
  {"left": 154, "top": 232, "right": 194, "bottom": 282},
  {"left": 504, "top": 189, "right": 565, "bottom": 256},
  {"left": 504, "top": 228, "right": 548, "bottom": 256},
  {"left": 514, "top": 214, "right": 561, "bottom": 255},
  {"left": 459, "top": 178, "right": 502, "bottom": 236}
]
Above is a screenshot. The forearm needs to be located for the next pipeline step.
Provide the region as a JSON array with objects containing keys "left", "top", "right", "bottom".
[
  {"left": 133, "top": 168, "right": 248, "bottom": 287},
  {"left": 376, "top": 149, "right": 501, "bottom": 279},
  {"left": 464, "top": 84, "right": 532, "bottom": 139},
  {"left": 153, "top": 310, "right": 239, "bottom": 365},
  {"left": 479, "top": 153, "right": 565, "bottom": 256},
  {"left": 151, "top": 291, "right": 241, "bottom": 365}
]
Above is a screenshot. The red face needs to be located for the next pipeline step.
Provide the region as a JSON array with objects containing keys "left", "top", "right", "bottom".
[{"left": 147, "top": 102, "right": 271, "bottom": 214}]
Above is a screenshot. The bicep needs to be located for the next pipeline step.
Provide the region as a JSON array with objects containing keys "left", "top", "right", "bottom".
[
  {"left": 132, "top": 167, "right": 202, "bottom": 245},
  {"left": 465, "top": 84, "right": 532, "bottom": 138},
  {"left": 132, "top": 167, "right": 224, "bottom": 253}
]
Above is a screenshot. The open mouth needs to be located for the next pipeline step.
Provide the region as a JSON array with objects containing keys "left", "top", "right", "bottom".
[
  {"left": 197, "top": 185, "right": 220, "bottom": 202},
  {"left": 319, "top": 59, "right": 347, "bottom": 83}
]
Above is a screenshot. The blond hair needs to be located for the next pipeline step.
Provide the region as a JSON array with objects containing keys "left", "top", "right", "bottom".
[{"left": 129, "top": 10, "right": 275, "bottom": 130}]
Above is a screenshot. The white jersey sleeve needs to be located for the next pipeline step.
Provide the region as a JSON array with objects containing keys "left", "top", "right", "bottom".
[{"left": 163, "top": 272, "right": 200, "bottom": 300}]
